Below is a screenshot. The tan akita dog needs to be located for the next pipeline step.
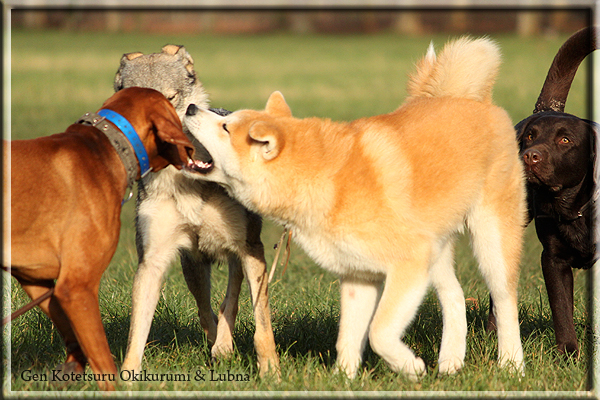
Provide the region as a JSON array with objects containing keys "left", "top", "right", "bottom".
[{"left": 183, "top": 37, "right": 527, "bottom": 379}]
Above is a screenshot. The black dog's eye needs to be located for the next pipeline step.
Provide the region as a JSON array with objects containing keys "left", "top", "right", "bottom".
[
  {"left": 222, "top": 123, "right": 230, "bottom": 133},
  {"left": 560, "top": 137, "right": 571, "bottom": 144},
  {"left": 526, "top": 133, "right": 534, "bottom": 141}
]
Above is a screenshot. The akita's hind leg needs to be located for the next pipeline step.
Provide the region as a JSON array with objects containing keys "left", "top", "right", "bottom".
[
  {"left": 367, "top": 249, "right": 431, "bottom": 380},
  {"left": 468, "top": 202, "right": 525, "bottom": 373},
  {"left": 430, "top": 237, "right": 467, "bottom": 374}
]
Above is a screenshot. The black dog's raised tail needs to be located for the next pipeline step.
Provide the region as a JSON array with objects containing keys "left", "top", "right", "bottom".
[{"left": 534, "top": 26, "right": 598, "bottom": 114}]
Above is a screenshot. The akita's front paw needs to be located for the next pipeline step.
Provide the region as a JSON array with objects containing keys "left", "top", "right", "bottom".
[
  {"left": 403, "top": 357, "right": 427, "bottom": 381},
  {"left": 498, "top": 346, "right": 525, "bottom": 377},
  {"left": 498, "top": 357, "right": 525, "bottom": 377},
  {"left": 438, "top": 356, "right": 463, "bottom": 375},
  {"left": 333, "top": 360, "right": 360, "bottom": 380}
]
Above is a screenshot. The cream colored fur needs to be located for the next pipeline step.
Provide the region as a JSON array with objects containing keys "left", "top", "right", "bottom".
[
  {"left": 184, "top": 37, "right": 527, "bottom": 379},
  {"left": 115, "top": 45, "right": 278, "bottom": 377}
]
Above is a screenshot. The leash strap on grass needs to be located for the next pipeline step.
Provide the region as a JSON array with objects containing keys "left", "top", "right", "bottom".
[
  {"left": 281, "top": 230, "right": 293, "bottom": 277},
  {"left": 3, "top": 287, "right": 54, "bottom": 325},
  {"left": 268, "top": 228, "right": 292, "bottom": 283}
]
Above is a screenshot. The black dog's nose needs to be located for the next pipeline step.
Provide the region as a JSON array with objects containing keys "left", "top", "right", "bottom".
[
  {"left": 523, "top": 149, "right": 542, "bottom": 166},
  {"left": 186, "top": 104, "right": 199, "bottom": 116}
]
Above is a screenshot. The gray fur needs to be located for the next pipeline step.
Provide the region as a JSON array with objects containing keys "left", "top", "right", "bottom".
[
  {"left": 114, "top": 44, "right": 208, "bottom": 119},
  {"left": 115, "top": 45, "right": 279, "bottom": 376}
]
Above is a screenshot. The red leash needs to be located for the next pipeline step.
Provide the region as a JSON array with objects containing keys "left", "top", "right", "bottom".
[{"left": 3, "top": 287, "right": 54, "bottom": 325}]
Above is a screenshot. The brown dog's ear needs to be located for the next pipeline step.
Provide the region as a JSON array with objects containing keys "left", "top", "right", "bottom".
[
  {"left": 151, "top": 109, "right": 195, "bottom": 170},
  {"left": 265, "top": 91, "right": 292, "bottom": 117},
  {"left": 249, "top": 120, "right": 284, "bottom": 161}
]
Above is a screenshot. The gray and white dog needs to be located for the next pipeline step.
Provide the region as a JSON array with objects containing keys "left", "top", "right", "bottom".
[{"left": 114, "top": 44, "right": 279, "bottom": 376}]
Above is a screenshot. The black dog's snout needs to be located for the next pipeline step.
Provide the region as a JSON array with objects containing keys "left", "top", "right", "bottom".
[
  {"left": 209, "top": 107, "right": 232, "bottom": 117},
  {"left": 186, "top": 104, "right": 199, "bottom": 116},
  {"left": 523, "top": 149, "right": 543, "bottom": 166}
]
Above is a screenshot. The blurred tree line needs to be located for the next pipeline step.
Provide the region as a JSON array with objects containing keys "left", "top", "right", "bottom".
[{"left": 11, "top": 9, "right": 591, "bottom": 36}]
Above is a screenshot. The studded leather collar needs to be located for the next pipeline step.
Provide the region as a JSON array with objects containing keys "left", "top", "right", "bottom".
[{"left": 77, "top": 112, "right": 140, "bottom": 189}]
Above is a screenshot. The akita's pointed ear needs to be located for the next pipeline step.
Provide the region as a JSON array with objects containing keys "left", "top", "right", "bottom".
[
  {"left": 249, "top": 120, "right": 284, "bottom": 161},
  {"left": 265, "top": 91, "right": 292, "bottom": 117}
]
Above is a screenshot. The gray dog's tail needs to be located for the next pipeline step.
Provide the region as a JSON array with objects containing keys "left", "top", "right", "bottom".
[{"left": 533, "top": 26, "right": 598, "bottom": 114}]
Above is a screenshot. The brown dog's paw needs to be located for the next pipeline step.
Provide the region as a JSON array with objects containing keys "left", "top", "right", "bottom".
[
  {"left": 55, "top": 361, "right": 84, "bottom": 374},
  {"left": 48, "top": 361, "right": 84, "bottom": 388}
]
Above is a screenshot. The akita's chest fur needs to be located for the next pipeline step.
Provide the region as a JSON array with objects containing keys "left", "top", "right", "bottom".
[{"left": 290, "top": 224, "right": 388, "bottom": 281}]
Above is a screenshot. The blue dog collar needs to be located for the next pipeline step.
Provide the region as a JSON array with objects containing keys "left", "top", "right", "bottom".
[{"left": 97, "top": 108, "right": 151, "bottom": 178}]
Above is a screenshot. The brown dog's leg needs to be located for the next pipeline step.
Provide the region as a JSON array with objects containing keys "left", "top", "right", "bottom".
[
  {"left": 53, "top": 273, "right": 117, "bottom": 390},
  {"left": 16, "top": 280, "right": 87, "bottom": 371}
]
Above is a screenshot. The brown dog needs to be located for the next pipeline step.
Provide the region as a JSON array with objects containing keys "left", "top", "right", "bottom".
[{"left": 6, "top": 87, "right": 194, "bottom": 390}]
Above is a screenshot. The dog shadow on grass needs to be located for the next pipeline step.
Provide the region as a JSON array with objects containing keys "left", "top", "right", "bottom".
[
  {"left": 103, "top": 294, "right": 574, "bottom": 373},
  {"left": 11, "top": 292, "right": 581, "bottom": 380}
]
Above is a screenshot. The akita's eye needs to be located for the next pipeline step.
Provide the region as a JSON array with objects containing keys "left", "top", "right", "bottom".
[{"left": 222, "top": 123, "right": 229, "bottom": 133}]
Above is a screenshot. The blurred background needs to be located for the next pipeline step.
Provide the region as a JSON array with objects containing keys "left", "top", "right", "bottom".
[
  {"left": 8, "top": 7, "right": 594, "bottom": 138},
  {"left": 10, "top": 8, "right": 592, "bottom": 36}
]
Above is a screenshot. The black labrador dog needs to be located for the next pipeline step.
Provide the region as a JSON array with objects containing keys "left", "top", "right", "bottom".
[{"left": 488, "top": 26, "right": 597, "bottom": 356}]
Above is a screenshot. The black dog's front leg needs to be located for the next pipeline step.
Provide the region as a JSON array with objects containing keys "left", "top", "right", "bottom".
[
  {"left": 486, "top": 296, "right": 497, "bottom": 332},
  {"left": 540, "top": 248, "right": 578, "bottom": 355}
]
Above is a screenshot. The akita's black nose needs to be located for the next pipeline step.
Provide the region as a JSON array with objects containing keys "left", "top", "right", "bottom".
[{"left": 186, "top": 104, "right": 199, "bottom": 116}]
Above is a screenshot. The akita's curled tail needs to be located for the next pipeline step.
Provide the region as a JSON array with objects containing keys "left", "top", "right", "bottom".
[{"left": 407, "top": 37, "right": 501, "bottom": 103}]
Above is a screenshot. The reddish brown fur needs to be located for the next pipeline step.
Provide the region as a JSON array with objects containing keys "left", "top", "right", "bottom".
[{"left": 6, "top": 87, "right": 193, "bottom": 390}]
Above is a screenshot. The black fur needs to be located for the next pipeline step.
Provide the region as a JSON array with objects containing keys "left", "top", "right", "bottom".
[
  {"left": 487, "top": 27, "right": 597, "bottom": 356},
  {"left": 516, "top": 112, "right": 595, "bottom": 354}
]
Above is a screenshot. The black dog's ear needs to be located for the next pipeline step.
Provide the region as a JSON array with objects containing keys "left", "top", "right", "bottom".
[
  {"left": 582, "top": 119, "right": 598, "bottom": 161},
  {"left": 514, "top": 115, "right": 539, "bottom": 149},
  {"left": 514, "top": 114, "right": 541, "bottom": 226}
]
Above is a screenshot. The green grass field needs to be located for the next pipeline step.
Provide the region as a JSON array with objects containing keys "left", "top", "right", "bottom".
[{"left": 6, "top": 30, "right": 593, "bottom": 393}]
